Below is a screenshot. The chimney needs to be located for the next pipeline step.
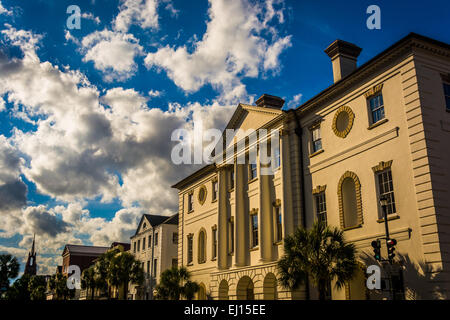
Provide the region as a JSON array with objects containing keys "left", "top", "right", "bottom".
[
  {"left": 324, "top": 40, "right": 362, "bottom": 83},
  {"left": 255, "top": 94, "right": 285, "bottom": 109}
]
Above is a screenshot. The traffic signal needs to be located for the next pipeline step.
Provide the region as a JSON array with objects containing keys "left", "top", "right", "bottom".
[
  {"left": 371, "top": 239, "right": 381, "bottom": 261},
  {"left": 387, "top": 238, "right": 397, "bottom": 261}
]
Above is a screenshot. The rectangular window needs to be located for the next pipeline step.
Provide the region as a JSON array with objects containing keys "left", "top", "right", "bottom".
[
  {"left": 187, "top": 235, "right": 193, "bottom": 264},
  {"left": 311, "top": 127, "right": 322, "bottom": 153},
  {"left": 275, "top": 206, "right": 282, "bottom": 242},
  {"left": 212, "top": 228, "right": 217, "bottom": 259},
  {"left": 155, "top": 232, "right": 159, "bottom": 246},
  {"left": 443, "top": 82, "right": 450, "bottom": 111},
  {"left": 377, "top": 169, "right": 396, "bottom": 216},
  {"left": 250, "top": 214, "right": 259, "bottom": 248},
  {"left": 230, "top": 167, "right": 235, "bottom": 190},
  {"left": 212, "top": 180, "right": 218, "bottom": 201},
  {"left": 369, "top": 93, "right": 385, "bottom": 124},
  {"left": 249, "top": 163, "right": 257, "bottom": 180},
  {"left": 142, "top": 237, "right": 146, "bottom": 250},
  {"left": 228, "top": 219, "right": 234, "bottom": 254},
  {"left": 172, "top": 232, "right": 178, "bottom": 244},
  {"left": 153, "top": 259, "right": 158, "bottom": 277},
  {"left": 172, "top": 258, "right": 178, "bottom": 269},
  {"left": 137, "top": 239, "right": 141, "bottom": 252},
  {"left": 147, "top": 260, "right": 150, "bottom": 274},
  {"left": 148, "top": 235, "right": 152, "bottom": 248},
  {"left": 133, "top": 241, "right": 136, "bottom": 253},
  {"left": 188, "top": 193, "right": 194, "bottom": 212},
  {"left": 315, "top": 192, "right": 327, "bottom": 225}
]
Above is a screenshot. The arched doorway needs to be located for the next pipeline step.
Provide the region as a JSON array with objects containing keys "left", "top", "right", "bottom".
[
  {"left": 263, "top": 273, "right": 277, "bottom": 300},
  {"left": 218, "top": 279, "right": 229, "bottom": 300},
  {"left": 236, "top": 276, "right": 254, "bottom": 300},
  {"left": 197, "top": 283, "right": 207, "bottom": 300}
]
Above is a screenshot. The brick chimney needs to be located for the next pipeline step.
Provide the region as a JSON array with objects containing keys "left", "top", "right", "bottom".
[
  {"left": 324, "top": 40, "right": 362, "bottom": 83},
  {"left": 255, "top": 94, "right": 285, "bottom": 109}
]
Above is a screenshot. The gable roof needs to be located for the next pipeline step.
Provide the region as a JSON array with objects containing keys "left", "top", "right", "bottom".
[
  {"left": 62, "top": 244, "right": 109, "bottom": 257},
  {"left": 134, "top": 213, "right": 178, "bottom": 236}
]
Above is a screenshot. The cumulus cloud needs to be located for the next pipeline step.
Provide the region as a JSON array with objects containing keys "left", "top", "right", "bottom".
[
  {"left": 82, "top": 12, "right": 101, "bottom": 24},
  {"left": 0, "top": 25, "right": 237, "bottom": 274},
  {"left": 114, "top": 0, "right": 160, "bottom": 32},
  {"left": 144, "top": 0, "right": 291, "bottom": 103},
  {"left": 81, "top": 29, "right": 144, "bottom": 82},
  {"left": 0, "top": 1, "right": 12, "bottom": 15}
]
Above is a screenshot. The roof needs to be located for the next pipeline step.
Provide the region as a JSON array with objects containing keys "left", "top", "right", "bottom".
[
  {"left": 171, "top": 164, "right": 216, "bottom": 190},
  {"left": 134, "top": 213, "right": 179, "bottom": 236},
  {"left": 110, "top": 242, "right": 131, "bottom": 251},
  {"left": 62, "top": 244, "right": 109, "bottom": 257},
  {"left": 295, "top": 32, "right": 450, "bottom": 114}
]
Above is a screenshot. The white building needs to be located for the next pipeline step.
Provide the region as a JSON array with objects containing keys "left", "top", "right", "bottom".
[{"left": 129, "top": 214, "right": 178, "bottom": 300}]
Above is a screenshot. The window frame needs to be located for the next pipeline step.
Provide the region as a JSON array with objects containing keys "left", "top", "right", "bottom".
[
  {"left": 443, "top": 81, "right": 450, "bottom": 112},
  {"left": 212, "top": 179, "right": 218, "bottom": 201},
  {"left": 368, "top": 93, "right": 385, "bottom": 124},
  {"left": 376, "top": 168, "right": 397, "bottom": 217},
  {"left": 250, "top": 212, "right": 259, "bottom": 249},
  {"left": 187, "top": 234, "right": 194, "bottom": 264},
  {"left": 249, "top": 163, "right": 257, "bottom": 181},
  {"left": 274, "top": 205, "right": 283, "bottom": 242},
  {"left": 314, "top": 191, "right": 327, "bottom": 225},
  {"left": 187, "top": 192, "right": 194, "bottom": 212},
  {"left": 311, "top": 126, "right": 322, "bottom": 153}
]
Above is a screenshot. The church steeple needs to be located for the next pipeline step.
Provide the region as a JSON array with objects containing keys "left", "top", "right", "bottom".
[{"left": 24, "top": 234, "right": 37, "bottom": 276}]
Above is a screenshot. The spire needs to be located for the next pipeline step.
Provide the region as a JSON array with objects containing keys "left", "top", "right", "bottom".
[
  {"left": 24, "top": 234, "right": 37, "bottom": 276},
  {"left": 31, "top": 233, "right": 35, "bottom": 256}
]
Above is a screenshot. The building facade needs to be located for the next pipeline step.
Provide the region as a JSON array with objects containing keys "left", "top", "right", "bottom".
[
  {"left": 173, "top": 33, "right": 450, "bottom": 300},
  {"left": 129, "top": 214, "right": 178, "bottom": 300}
]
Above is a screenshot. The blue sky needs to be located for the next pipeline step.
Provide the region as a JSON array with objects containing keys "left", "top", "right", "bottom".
[{"left": 0, "top": 0, "right": 449, "bottom": 275}]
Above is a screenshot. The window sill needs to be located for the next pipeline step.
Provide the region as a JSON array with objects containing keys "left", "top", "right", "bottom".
[
  {"left": 211, "top": 258, "right": 217, "bottom": 261},
  {"left": 250, "top": 246, "right": 259, "bottom": 252},
  {"left": 198, "top": 261, "right": 206, "bottom": 264},
  {"left": 274, "top": 241, "right": 283, "bottom": 246},
  {"left": 187, "top": 210, "right": 194, "bottom": 214},
  {"left": 228, "top": 188, "right": 234, "bottom": 193},
  {"left": 187, "top": 263, "right": 193, "bottom": 266},
  {"left": 309, "top": 149, "right": 324, "bottom": 158},
  {"left": 368, "top": 118, "right": 388, "bottom": 130},
  {"left": 211, "top": 199, "right": 217, "bottom": 203},
  {"left": 343, "top": 224, "right": 363, "bottom": 231},
  {"left": 248, "top": 177, "right": 258, "bottom": 184},
  {"left": 377, "top": 214, "right": 400, "bottom": 223}
]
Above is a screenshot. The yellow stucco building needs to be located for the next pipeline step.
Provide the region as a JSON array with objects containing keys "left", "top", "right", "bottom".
[{"left": 172, "top": 33, "right": 450, "bottom": 300}]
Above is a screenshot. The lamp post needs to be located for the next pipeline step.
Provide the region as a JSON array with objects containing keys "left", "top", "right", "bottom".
[{"left": 380, "top": 195, "right": 395, "bottom": 300}]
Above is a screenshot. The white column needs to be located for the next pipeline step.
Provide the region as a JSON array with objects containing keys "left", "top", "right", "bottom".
[
  {"left": 217, "top": 167, "right": 228, "bottom": 269},
  {"left": 234, "top": 162, "right": 247, "bottom": 266}
]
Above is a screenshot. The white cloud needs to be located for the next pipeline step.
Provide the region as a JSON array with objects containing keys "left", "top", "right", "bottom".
[
  {"left": 287, "top": 93, "right": 302, "bottom": 109},
  {"left": 81, "top": 12, "right": 101, "bottom": 24},
  {"left": 0, "top": 26, "right": 237, "bottom": 273},
  {"left": 0, "top": 96, "right": 5, "bottom": 112},
  {"left": 114, "top": 0, "right": 160, "bottom": 32},
  {"left": 81, "top": 29, "right": 144, "bottom": 82},
  {"left": 144, "top": 0, "right": 291, "bottom": 103},
  {"left": 148, "top": 89, "right": 162, "bottom": 98},
  {"left": 0, "top": 1, "right": 12, "bottom": 15}
]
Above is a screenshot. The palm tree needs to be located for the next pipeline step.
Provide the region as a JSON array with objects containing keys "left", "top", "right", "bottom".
[
  {"left": 154, "top": 266, "right": 199, "bottom": 300},
  {"left": 108, "top": 251, "right": 144, "bottom": 300},
  {"left": 0, "top": 254, "right": 20, "bottom": 298},
  {"left": 278, "top": 221, "right": 358, "bottom": 300},
  {"left": 81, "top": 267, "right": 97, "bottom": 300},
  {"left": 93, "top": 248, "right": 119, "bottom": 299},
  {"left": 48, "top": 273, "right": 75, "bottom": 300}
]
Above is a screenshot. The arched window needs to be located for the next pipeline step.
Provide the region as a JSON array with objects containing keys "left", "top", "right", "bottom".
[
  {"left": 263, "top": 273, "right": 277, "bottom": 300},
  {"left": 198, "top": 283, "right": 207, "bottom": 300},
  {"left": 218, "top": 280, "right": 229, "bottom": 300},
  {"left": 338, "top": 171, "right": 363, "bottom": 229},
  {"left": 198, "top": 229, "right": 206, "bottom": 263},
  {"left": 236, "top": 276, "right": 254, "bottom": 300}
]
